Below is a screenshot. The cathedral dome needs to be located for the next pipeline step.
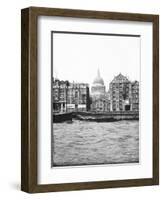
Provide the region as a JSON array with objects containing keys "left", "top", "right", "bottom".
[
  {"left": 91, "top": 69, "right": 105, "bottom": 97},
  {"left": 93, "top": 69, "right": 104, "bottom": 85}
]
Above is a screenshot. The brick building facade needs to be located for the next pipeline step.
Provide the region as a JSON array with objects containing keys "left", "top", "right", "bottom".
[
  {"left": 53, "top": 79, "right": 90, "bottom": 113},
  {"left": 109, "top": 73, "right": 139, "bottom": 112}
]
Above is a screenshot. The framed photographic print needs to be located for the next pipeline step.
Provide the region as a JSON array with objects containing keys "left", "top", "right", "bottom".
[{"left": 21, "top": 7, "right": 159, "bottom": 193}]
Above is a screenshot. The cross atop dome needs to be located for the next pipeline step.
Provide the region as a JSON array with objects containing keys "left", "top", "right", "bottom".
[
  {"left": 97, "top": 68, "right": 100, "bottom": 78},
  {"left": 93, "top": 68, "right": 104, "bottom": 85}
]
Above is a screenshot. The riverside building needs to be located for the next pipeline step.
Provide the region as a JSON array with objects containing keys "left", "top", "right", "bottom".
[
  {"left": 109, "top": 73, "right": 139, "bottom": 112},
  {"left": 53, "top": 78, "right": 69, "bottom": 113},
  {"left": 131, "top": 81, "right": 139, "bottom": 111},
  {"left": 67, "top": 82, "right": 90, "bottom": 112},
  {"left": 109, "top": 73, "right": 132, "bottom": 111},
  {"left": 53, "top": 78, "right": 90, "bottom": 113}
]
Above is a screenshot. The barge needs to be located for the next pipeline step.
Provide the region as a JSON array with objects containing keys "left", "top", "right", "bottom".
[
  {"left": 53, "top": 112, "right": 72, "bottom": 123},
  {"left": 53, "top": 111, "right": 139, "bottom": 123}
]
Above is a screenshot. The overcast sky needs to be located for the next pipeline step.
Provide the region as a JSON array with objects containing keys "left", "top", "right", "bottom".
[{"left": 52, "top": 32, "right": 140, "bottom": 90}]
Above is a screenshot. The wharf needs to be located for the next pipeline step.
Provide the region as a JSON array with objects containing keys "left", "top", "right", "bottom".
[{"left": 53, "top": 111, "right": 139, "bottom": 123}]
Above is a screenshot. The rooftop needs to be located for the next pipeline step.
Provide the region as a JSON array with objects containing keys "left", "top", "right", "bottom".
[{"left": 111, "top": 73, "right": 129, "bottom": 83}]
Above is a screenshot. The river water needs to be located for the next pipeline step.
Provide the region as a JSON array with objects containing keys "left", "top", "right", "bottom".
[{"left": 52, "top": 120, "right": 139, "bottom": 166}]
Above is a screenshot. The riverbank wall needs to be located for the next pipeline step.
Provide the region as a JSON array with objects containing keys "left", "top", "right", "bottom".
[
  {"left": 53, "top": 111, "right": 139, "bottom": 123},
  {"left": 72, "top": 111, "right": 139, "bottom": 122}
]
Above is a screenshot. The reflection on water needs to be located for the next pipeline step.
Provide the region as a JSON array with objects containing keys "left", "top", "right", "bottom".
[{"left": 52, "top": 120, "right": 139, "bottom": 166}]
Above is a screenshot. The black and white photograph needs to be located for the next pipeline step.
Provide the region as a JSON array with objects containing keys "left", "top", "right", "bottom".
[{"left": 52, "top": 31, "right": 140, "bottom": 167}]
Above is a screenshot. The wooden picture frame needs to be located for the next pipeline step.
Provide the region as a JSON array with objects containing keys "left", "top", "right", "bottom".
[{"left": 21, "top": 7, "right": 159, "bottom": 193}]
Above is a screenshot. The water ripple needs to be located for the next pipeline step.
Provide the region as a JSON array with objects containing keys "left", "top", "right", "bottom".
[{"left": 52, "top": 120, "right": 139, "bottom": 166}]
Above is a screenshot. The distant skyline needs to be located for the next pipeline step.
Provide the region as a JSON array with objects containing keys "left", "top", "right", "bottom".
[{"left": 52, "top": 32, "right": 140, "bottom": 90}]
